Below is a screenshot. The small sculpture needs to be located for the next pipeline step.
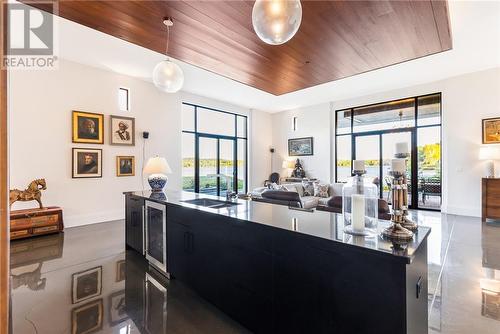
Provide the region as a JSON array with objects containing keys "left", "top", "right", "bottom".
[
  {"left": 9, "top": 178, "right": 47, "bottom": 209},
  {"left": 291, "top": 159, "right": 306, "bottom": 178}
]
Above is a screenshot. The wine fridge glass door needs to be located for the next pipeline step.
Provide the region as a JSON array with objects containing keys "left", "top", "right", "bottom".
[{"left": 145, "top": 200, "right": 167, "bottom": 273}]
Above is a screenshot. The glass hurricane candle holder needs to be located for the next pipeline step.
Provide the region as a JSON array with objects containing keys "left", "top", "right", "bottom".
[{"left": 342, "top": 175, "right": 378, "bottom": 237}]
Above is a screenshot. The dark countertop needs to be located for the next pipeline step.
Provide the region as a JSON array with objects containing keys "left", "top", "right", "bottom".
[{"left": 125, "top": 189, "right": 430, "bottom": 264}]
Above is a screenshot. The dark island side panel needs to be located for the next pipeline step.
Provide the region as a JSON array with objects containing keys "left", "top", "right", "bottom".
[{"left": 165, "top": 202, "right": 424, "bottom": 334}]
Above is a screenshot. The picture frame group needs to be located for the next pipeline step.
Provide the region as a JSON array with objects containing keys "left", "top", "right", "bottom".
[
  {"left": 70, "top": 260, "right": 129, "bottom": 333},
  {"left": 71, "top": 111, "right": 136, "bottom": 178}
]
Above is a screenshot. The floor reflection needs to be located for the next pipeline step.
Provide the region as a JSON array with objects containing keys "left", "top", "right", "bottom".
[
  {"left": 481, "top": 222, "right": 500, "bottom": 321},
  {"left": 10, "top": 224, "right": 249, "bottom": 334}
]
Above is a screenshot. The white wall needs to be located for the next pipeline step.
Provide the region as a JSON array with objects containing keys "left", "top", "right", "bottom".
[
  {"left": 272, "top": 67, "right": 500, "bottom": 217},
  {"left": 249, "top": 109, "right": 273, "bottom": 190},
  {"left": 271, "top": 103, "right": 332, "bottom": 183},
  {"left": 9, "top": 59, "right": 261, "bottom": 227}
]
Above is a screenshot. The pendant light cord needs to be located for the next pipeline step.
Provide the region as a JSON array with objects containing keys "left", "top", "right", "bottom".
[{"left": 165, "top": 24, "right": 170, "bottom": 56}]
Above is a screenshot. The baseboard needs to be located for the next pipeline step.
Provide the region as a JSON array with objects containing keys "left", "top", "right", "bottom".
[
  {"left": 442, "top": 205, "right": 480, "bottom": 218},
  {"left": 63, "top": 209, "right": 124, "bottom": 228}
]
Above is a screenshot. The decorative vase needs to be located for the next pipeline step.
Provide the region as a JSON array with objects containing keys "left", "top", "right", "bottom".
[{"left": 342, "top": 175, "right": 378, "bottom": 236}]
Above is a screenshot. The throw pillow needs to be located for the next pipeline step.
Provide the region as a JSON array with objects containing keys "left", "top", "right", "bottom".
[
  {"left": 302, "top": 181, "right": 315, "bottom": 196},
  {"left": 314, "top": 183, "right": 330, "bottom": 198}
]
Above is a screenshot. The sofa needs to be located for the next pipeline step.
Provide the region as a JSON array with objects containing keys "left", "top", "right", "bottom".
[
  {"left": 250, "top": 181, "right": 391, "bottom": 220},
  {"left": 251, "top": 182, "right": 343, "bottom": 209}
]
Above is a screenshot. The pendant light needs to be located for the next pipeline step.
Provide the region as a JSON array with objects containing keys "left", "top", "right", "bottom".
[
  {"left": 152, "top": 18, "right": 184, "bottom": 93},
  {"left": 252, "top": 0, "right": 302, "bottom": 45}
]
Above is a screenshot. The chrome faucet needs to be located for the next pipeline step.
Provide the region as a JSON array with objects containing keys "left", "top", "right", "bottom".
[{"left": 207, "top": 173, "right": 238, "bottom": 200}]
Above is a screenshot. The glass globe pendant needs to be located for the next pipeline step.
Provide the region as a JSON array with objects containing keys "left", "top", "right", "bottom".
[
  {"left": 153, "top": 59, "right": 184, "bottom": 93},
  {"left": 152, "top": 18, "right": 184, "bottom": 93},
  {"left": 252, "top": 0, "right": 302, "bottom": 45}
]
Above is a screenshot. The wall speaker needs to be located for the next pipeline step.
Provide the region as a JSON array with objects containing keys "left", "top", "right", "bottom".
[{"left": 143, "top": 131, "right": 149, "bottom": 139}]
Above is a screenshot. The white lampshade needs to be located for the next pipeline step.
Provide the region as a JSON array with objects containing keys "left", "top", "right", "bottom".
[
  {"left": 395, "top": 142, "right": 409, "bottom": 155},
  {"left": 479, "top": 147, "right": 500, "bottom": 160},
  {"left": 252, "top": 0, "right": 302, "bottom": 45},
  {"left": 152, "top": 59, "right": 184, "bottom": 93},
  {"left": 143, "top": 156, "right": 172, "bottom": 175},
  {"left": 282, "top": 160, "right": 294, "bottom": 169}
]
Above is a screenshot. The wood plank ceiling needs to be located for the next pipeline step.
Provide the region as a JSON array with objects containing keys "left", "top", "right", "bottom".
[{"left": 25, "top": 0, "right": 452, "bottom": 96}]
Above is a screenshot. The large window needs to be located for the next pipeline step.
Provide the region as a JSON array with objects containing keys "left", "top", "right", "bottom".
[
  {"left": 335, "top": 93, "right": 441, "bottom": 210},
  {"left": 182, "top": 103, "right": 248, "bottom": 196}
]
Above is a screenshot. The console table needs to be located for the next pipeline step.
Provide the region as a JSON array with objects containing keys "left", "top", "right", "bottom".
[
  {"left": 280, "top": 177, "right": 317, "bottom": 184},
  {"left": 481, "top": 178, "right": 500, "bottom": 222}
]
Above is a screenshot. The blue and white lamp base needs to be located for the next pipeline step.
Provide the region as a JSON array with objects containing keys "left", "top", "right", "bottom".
[{"left": 148, "top": 173, "right": 167, "bottom": 192}]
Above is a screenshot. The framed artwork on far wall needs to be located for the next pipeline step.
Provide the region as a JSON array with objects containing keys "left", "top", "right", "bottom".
[
  {"left": 72, "top": 148, "right": 102, "bottom": 178},
  {"left": 116, "top": 156, "right": 135, "bottom": 177},
  {"left": 72, "top": 111, "right": 104, "bottom": 144},
  {"left": 71, "top": 266, "right": 102, "bottom": 304},
  {"left": 288, "top": 137, "right": 314, "bottom": 156},
  {"left": 482, "top": 117, "right": 500, "bottom": 144},
  {"left": 71, "top": 299, "right": 103, "bottom": 334},
  {"left": 110, "top": 115, "right": 135, "bottom": 146}
]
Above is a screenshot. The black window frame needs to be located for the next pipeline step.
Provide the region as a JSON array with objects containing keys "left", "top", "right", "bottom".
[
  {"left": 181, "top": 102, "right": 248, "bottom": 195},
  {"left": 334, "top": 93, "right": 442, "bottom": 211}
]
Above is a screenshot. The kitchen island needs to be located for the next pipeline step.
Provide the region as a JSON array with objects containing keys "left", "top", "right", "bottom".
[{"left": 124, "top": 190, "right": 430, "bottom": 334}]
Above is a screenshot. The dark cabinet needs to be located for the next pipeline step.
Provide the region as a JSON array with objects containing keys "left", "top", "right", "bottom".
[
  {"left": 168, "top": 219, "right": 193, "bottom": 284},
  {"left": 166, "top": 204, "right": 427, "bottom": 334},
  {"left": 125, "top": 195, "right": 144, "bottom": 254},
  {"left": 167, "top": 205, "right": 228, "bottom": 304},
  {"left": 167, "top": 206, "right": 273, "bottom": 333}
]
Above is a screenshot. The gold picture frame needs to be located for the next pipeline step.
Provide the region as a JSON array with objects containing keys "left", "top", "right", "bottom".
[
  {"left": 72, "top": 111, "right": 104, "bottom": 144},
  {"left": 116, "top": 156, "right": 135, "bottom": 177},
  {"left": 482, "top": 117, "right": 500, "bottom": 144},
  {"left": 71, "top": 299, "right": 103, "bottom": 334}
]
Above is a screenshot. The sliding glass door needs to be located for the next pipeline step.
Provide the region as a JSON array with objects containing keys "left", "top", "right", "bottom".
[
  {"left": 335, "top": 93, "right": 441, "bottom": 211},
  {"left": 353, "top": 130, "right": 414, "bottom": 206}
]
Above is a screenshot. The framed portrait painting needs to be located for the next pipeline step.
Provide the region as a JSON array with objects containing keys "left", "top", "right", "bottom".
[
  {"left": 72, "top": 111, "right": 104, "bottom": 144},
  {"left": 72, "top": 148, "right": 102, "bottom": 178},
  {"left": 71, "top": 266, "right": 102, "bottom": 304},
  {"left": 482, "top": 117, "right": 500, "bottom": 144},
  {"left": 288, "top": 137, "right": 314, "bottom": 156},
  {"left": 110, "top": 115, "right": 135, "bottom": 146},
  {"left": 71, "top": 299, "right": 103, "bottom": 334},
  {"left": 116, "top": 156, "right": 135, "bottom": 177}
]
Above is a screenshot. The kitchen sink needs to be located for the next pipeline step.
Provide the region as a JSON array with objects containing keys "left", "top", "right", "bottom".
[{"left": 181, "top": 198, "right": 241, "bottom": 209}]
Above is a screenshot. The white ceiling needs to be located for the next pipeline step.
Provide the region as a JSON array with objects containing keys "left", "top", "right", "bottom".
[{"left": 53, "top": 0, "right": 500, "bottom": 113}]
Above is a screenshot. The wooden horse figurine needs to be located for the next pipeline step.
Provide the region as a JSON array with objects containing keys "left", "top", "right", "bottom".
[{"left": 9, "top": 179, "right": 47, "bottom": 209}]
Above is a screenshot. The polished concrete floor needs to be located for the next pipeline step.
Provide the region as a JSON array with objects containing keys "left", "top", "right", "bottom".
[{"left": 9, "top": 211, "right": 500, "bottom": 334}]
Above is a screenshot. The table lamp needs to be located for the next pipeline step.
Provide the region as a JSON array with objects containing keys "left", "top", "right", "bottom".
[
  {"left": 143, "top": 156, "right": 172, "bottom": 192},
  {"left": 282, "top": 160, "right": 294, "bottom": 176},
  {"left": 479, "top": 147, "right": 499, "bottom": 178}
]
